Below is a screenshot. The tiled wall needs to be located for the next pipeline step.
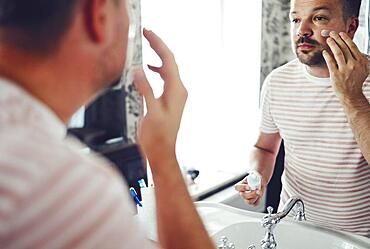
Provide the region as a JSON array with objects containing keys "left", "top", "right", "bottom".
[
  {"left": 122, "top": 0, "right": 143, "bottom": 143},
  {"left": 363, "top": 0, "right": 369, "bottom": 53}
]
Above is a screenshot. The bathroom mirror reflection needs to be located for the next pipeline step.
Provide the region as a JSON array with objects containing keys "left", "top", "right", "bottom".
[
  {"left": 139, "top": 0, "right": 370, "bottom": 240},
  {"left": 66, "top": 0, "right": 370, "bottom": 236},
  {"left": 67, "top": 0, "right": 370, "bottom": 216}
]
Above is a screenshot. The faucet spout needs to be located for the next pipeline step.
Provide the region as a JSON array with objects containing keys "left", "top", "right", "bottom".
[{"left": 276, "top": 196, "right": 306, "bottom": 221}]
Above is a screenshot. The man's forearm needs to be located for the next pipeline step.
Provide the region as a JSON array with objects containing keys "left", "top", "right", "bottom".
[
  {"left": 250, "top": 146, "right": 278, "bottom": 186},
  {"left": 150, "top": 156, "right": 215, "bottom": 249},
  {"left": 341, "top": 94, "right": 370, "bottom": 164}
]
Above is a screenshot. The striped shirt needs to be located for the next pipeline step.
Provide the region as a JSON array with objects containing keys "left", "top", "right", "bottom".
[
  {"left": 0, "top": 79, "right": 157, "bottom": 249},
  {"left": 260, "top": 58, "right": 370, "bottom": 237}
]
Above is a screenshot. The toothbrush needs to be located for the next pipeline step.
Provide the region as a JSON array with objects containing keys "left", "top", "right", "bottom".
[
  {"left": 138, "top": 178, "right": 147, "bottom": 188},
  {"left": 129, "top": 187, "right": 143, "bottom": 207}
]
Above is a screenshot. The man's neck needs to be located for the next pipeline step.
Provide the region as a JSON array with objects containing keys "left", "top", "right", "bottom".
[
  {"left": 0, "top": 44, "right": 90, "bottom": 124},
  {"left": 305, "top": 64, "right": 330, "bottom": 78}
]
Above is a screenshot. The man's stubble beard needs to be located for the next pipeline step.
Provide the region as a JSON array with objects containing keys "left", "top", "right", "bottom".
[
  {"left": 294, "top": 36, "right": 327, "bottom": 67},
  {"left": 296, "top": 48, "right": 327, "bottom": 66}
]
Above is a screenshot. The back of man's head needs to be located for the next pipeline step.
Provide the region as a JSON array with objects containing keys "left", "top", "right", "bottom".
[
  {"left": 341, "top": 0, "right": 362, "bottom": 19},
  {"left": 0, "top": 0, "right": 78, "bottom": 54}
]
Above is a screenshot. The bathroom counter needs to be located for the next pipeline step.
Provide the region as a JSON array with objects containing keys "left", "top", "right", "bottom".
[{"left": 188, "top": 169, "right": 247, "bottom": 201}]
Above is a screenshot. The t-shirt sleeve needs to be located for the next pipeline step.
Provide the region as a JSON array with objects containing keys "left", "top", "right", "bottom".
[{"left": 259, "top": 74, "right": 279, "bottom": 134}]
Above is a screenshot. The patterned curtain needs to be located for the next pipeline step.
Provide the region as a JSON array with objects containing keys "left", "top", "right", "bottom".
[
  {"left": 365, "top": 0, "right": 370, "bottom": 53},
  {"left": 260, "top": 0, "right": 295, "bottom": 88}
]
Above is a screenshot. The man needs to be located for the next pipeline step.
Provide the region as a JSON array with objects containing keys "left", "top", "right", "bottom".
[
  {"left": 0, "top": 0, "right": 215, "bottom": 248},
  {"left": 236, "top": 0, "right": 370, "bottom": 237}
]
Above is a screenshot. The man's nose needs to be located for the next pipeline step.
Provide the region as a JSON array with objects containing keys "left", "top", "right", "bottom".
[{"left": 296, "top": 21, "right": 313, "bottom": 37}]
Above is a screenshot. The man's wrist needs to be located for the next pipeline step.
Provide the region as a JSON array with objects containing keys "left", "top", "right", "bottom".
[
  {"left": 147, "top": 151, "right": 178, "bottom": 173},
  {"left": 340, "top": 93, "right": 368, "bottom": 110},
  {"left": 260, "top": 176, "right": 269, "bottom": 188},
  {"left": 149, "top": 154, "right": 185, "bottom": 188}
]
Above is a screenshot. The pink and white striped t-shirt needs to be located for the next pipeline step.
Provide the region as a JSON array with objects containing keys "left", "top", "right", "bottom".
[
  {"left": 260, "top": 58, "right": 370, "bottom": 237},
  {"left": 0, "top": 79, "right": 157, "bottom": 249}
]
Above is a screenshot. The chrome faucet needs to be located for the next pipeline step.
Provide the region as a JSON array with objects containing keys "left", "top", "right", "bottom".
[
  {"left": 260, "top": 196, "right": 306, "bottom": 249},
  {"left": 217, "top": 236, "right": 236, "bottom": 249}
]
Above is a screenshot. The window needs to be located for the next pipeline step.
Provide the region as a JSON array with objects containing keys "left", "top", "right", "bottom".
[
  {"left": 353, "top": 0, "right": 369, "bottom": 53},
  {"left": 141, "top": 0, "right": 262, "bottom": 175}
]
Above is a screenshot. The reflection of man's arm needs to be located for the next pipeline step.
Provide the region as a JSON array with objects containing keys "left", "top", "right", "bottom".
[
  {"left": 340, "top": 96, "right": 370, "bottom": 164},
  {"left": 322, "top": 31, "right": 370, "bottom": 164},
  {"left": 235, "top": 132, "right": 281, "bottom": 206}
]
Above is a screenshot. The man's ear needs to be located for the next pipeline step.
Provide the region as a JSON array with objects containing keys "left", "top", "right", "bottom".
[
  {"left": 346, "top": 17, "right": 359, "bottom": 39},
  {"left": 84, "top": 0, "right": 110, "bottom": 43}
]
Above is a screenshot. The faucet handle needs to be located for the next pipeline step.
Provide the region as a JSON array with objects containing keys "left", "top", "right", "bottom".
[
  {"left": 218, "top": 236, "right": 229, "bottom": 249},
  {"left": 218, "top": 236, "right": 228, "bottom": 248},
  {"left": 227, "top": 243, "right": 236, "bottom": 249},
  {"left": 267, "top": 206, "right": 274, "bottom": 216},
  {"left": 261, "top": 206, "right": 279, "bottom": 228},
  {"left": 217, "top": 236, "right": 236, "bottom": 249}
]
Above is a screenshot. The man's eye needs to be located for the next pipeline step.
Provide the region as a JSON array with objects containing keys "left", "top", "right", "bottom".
[
  {"left": 314, "top": 16, "right": 328, "bottom": 21},
  {"left": 291, "top": 18, "right": 300, "bottom": 23}
]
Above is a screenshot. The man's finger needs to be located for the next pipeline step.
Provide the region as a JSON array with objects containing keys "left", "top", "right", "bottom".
[
  {"left": 240, "top": 190, "right": 259, "bottom": 200},
  {"left": 235, "top": 183, "right": 250, "bottom": 192},
  {"left": 254, "top": 198, "right": 261, "bottom": 206},
  {"left": 329, "top": 31, "right": 353, "bottom": 63},
  {"left": 143, "top": 29, "right": 178, "bottom": 78},
  {"left": 322, "top": 50, "right": 338, "bottom": 75},
  {"left": 147, "top": 64, "right": 161, "bottom": 74},
  {"left": 339, "top": 32, "right": 362, "bottom": 60},
  {"left": 244, "top": 196, "right": 259, "bottom": 206},
  {"left": 143, "top": 29, "right": 184, "bottom": 99},
  {"left": 326, "top": 37, "right": 346, "bottom": 69}
]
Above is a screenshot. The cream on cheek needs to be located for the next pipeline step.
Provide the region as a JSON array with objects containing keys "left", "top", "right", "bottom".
[{"left": 321, "top": 29, "right": 331, "bottom": 37}]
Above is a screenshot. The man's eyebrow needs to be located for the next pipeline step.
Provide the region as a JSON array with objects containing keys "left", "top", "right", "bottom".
[
  {"left": 290, "top": 6, "right": 331, "bottom": 15},
  {"left": 312, "top": 6, "right": 331, "bottom": 12}
]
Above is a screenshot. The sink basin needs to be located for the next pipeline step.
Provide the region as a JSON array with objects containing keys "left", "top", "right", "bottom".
[
  {"left": 212, "top": 221, "right": 370, "bottom": 249},
  {"left": 196, "top": 202, "right": 370, "bottom": 249}
]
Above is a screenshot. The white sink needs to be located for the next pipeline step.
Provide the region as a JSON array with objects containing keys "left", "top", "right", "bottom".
[
  {"left": 212, "top": 221, "right": 370, "bottom": 249},
  {"left": 196, "top": 202, "right": 370, "bottom": 249}
]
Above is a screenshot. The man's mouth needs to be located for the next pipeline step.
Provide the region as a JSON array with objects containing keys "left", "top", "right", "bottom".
[
  {"left": 298, "top": 43, "right": 315, "bottom": 50},
  {"left": 296, "top": 36, "right": 320, "bottom": 51}
]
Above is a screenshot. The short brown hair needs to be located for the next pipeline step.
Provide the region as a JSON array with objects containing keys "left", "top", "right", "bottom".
[
  {"left": 0, "top": 0, "right": 78, "bottom": 53},
  {"left": 341, "top": 0, "right": 362, "bottom": 19}
]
